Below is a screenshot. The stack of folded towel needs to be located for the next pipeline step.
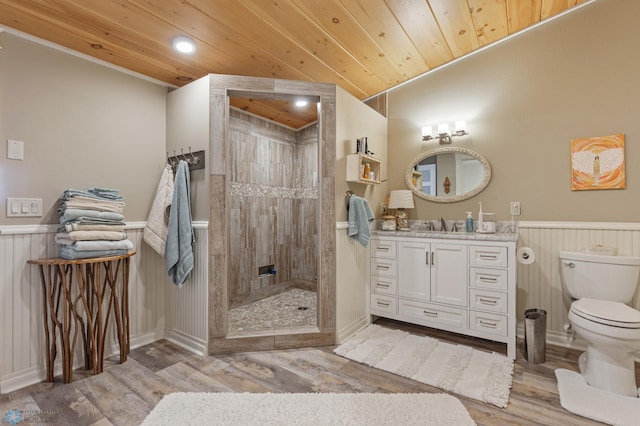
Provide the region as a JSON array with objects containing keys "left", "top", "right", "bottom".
[{"left": 55, "top": 188, "right": 134, "bottom": 260}]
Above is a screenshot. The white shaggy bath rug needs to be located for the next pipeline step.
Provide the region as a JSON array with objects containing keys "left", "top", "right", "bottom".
[
  {"left": 334, "top": 324, "right": 514, "bottom": 408},
  {"left": 555, "top": 368, "right": 640, "bottom": 426},
  {"left": 140, "top": 392, "right": 475, "bottom": 425}
]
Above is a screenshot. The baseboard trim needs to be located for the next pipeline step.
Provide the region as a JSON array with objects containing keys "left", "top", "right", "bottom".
[
  {"left": 1, "top": 328, "right": 166, "bottom": 395},
  {"left": 336, "top": 317, "right": 369, "bottom": 345},
  {"left": 516, "top": 322, "right": 587, "bottom": 352},
  {"left": 0, "top": 367, "right": 41, "bottom": 395},
  {"left": 164, "top": 328, "right": 207, "bottom": 356}
]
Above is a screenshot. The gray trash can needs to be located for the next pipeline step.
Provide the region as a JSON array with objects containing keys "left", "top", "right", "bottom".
[{"left": 524, "top": 308, "right": 547, "bottom": 364}]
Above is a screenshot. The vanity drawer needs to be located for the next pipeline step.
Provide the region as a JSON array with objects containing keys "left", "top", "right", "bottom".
[
  {"left": 469, "top": 245, "right": 508, "bottom": 268},
  {"left": 370, "top": 257, "right": 397, "bottom": 277},
  {"left": 371, "top": 276, "right": 397, "bottom": 296},
  {"left": 469, "top": 267, "right": 508, "bottom": 291},
  {"left": 371, "top": 239, "right": 397, "bottom": 259},
  {"left": 469, "top": 289, "right": 508, "bottom": 314},
  {"left": 370, "top": 294, "right": 397, "bottom": 315},
  {"left": 399, "top": 299, "right": 466, "bottom": 330},
  {"left": 469, "top": 311, "right": 508, "bottom": 337}
]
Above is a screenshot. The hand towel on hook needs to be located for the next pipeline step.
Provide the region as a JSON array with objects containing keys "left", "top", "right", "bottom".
[
  {"left": 143, "top": 165, "right": 174, "bottom": 257},
  {"left": 348, "top": 195, "right": 374, "bottom": 247},
  {"left": 165, "top": 160, "right": 195, "bottom": 287}
]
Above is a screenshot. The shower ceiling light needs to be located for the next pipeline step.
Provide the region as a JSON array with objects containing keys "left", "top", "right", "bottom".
[
  {"left": 173, "top": 36, "right": 196, "bottom": 54},
  {"left": 295, "top": 100, "right": 308, "bottom": 107}
]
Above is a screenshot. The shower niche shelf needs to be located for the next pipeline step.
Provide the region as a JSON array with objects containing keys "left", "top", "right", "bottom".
[
  {"left": 258, "top": 264, "right": 277, "bottom": 278},
  {"left": 346, "top": 153, "right": 381, "bottom": 185}
]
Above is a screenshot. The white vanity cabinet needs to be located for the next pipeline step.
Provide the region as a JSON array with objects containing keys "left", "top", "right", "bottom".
[{"left": 368, "top": 234, "right": 517, "bottom": 359}]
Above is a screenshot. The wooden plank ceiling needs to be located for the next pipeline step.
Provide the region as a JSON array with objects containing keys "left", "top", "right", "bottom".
[{"left": 0, "top": 0, "right": 587, "bottom": 128}]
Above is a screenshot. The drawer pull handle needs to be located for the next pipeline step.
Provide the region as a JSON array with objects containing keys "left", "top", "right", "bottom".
[
  {"left": 376, "top": 283, "right": 390, "bottom": 289},
  {"left": 479, "top": 297, "right": 498, "bottom": 305},
  {"left": 377, "top": 301, "right": 390, "bottom": 307},
  {"left": 378, "top": 246, "right": 390, "bottom": 252},
  {"left": 423, "top": 310, "right": 438, "bottom": 317},
  {"left": 376, "top": 265, "right": 390, "bottom": 271},
  {"left": 479, "top": 254, "right": 498, "bottom": 261},
  {"left": 479, "top": 320, "right": 498, "bottom": 328},
  {"left": 479, "top": 276, "right": 498, "bottom": 283}
]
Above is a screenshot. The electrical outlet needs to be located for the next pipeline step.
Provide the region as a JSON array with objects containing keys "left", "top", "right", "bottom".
[{"left": 510, "top": 201, "right": 521, "bottom": 216}]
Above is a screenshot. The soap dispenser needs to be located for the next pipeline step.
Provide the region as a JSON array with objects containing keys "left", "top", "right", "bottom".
[
  {"left": 477, "top": 201, "right": 484, "bottom": 233},
  {"left": 465, "top": 212, "right": 474, "bottom": 233}
]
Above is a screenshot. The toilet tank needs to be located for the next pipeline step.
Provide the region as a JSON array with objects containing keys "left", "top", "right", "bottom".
[{"left": 559, "top": 251, "right": 640, "bottom": 302}]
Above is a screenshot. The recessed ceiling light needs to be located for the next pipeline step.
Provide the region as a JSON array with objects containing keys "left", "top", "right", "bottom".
[
  {"left": 295, "top": 100, "right": 308, "bottom": 107},
  {"left": 173, "top": 36, "right": 195, "bottom": 54}
]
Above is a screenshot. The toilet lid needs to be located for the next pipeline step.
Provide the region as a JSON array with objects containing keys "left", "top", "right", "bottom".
[{"left": 571, "top": 298, "right": 640, "bottom": 328}]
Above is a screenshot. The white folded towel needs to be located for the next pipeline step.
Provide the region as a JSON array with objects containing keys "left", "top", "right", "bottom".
[
  {"left": 69, "top": 239, "right": 134, "bottom": 251},
  {"left": 55, "top": 230, "right": 126, "bottom": 245},
  {"left": 143, "top": 165, "right": 175, "bottom": 257},
  {"left": 64, "top": 223, "right": 125, "bottom": 232}
]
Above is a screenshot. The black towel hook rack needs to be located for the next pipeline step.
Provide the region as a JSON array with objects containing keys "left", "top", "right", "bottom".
[{"left": 167, "top": 148, "right": 206, "bottom": 173}]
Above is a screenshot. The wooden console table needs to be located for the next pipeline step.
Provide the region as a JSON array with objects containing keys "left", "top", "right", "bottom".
[{"left": 27, "top": 251, "right": 135, "bottom": 383}]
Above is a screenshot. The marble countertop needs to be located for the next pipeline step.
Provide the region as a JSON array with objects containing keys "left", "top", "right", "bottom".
[
  {"left": 371, "top": 229, "right": 519, "bottom": 242},
  {"left": 371, "top": 219, "right": 519, "bottom": 242}
]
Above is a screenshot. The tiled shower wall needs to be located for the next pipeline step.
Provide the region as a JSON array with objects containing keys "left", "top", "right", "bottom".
[{"left": 227, "top": 109, "right": 318, "bottom": 300}]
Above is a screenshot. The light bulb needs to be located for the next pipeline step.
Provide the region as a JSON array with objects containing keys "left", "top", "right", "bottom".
[
  {"left": 173, "top": 36, "right": 196, "bottom": 54},
  {"left": 437, "top": 123, "right": 449, "bottom": 134}
]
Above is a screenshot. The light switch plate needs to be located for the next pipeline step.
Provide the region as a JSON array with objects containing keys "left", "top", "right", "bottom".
[
  {"left": 7, "top": 139, "right": 24, "bottom": 160},
  {"left": 510, "top": 201, "right": 521, "bottom": 216},
  {"left": 6, "top": 198, "right": 42, "bottom": 217}
]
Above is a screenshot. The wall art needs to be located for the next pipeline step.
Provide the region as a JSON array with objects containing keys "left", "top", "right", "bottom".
[{"left": 570, "top": 134, "right": 625, "bottom": 190}]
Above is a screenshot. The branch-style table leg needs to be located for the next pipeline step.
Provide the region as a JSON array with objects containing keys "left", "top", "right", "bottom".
[{"left": 28, "top": 252, "right": 135, "bottom": 384}]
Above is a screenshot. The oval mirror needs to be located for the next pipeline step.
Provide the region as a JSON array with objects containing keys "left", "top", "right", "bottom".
[{"left": 405, "top": 147, "right": 491, "bottom": 203}]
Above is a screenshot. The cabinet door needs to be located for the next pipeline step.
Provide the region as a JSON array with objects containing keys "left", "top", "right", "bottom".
[
  {"left": 398, "top": 240, "right": 430, "bottom": 301},
  {"left": 430, "top": 243, "right": 468, "bottom": 306}
]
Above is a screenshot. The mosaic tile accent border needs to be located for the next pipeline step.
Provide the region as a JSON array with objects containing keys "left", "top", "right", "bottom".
[{"left": 230, "top": 182, "right": 318, "bottom": 199}]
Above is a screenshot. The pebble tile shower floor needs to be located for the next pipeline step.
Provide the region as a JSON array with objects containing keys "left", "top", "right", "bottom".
[{"left": 228, "top": 288, "right": 317, "bottom": 334}]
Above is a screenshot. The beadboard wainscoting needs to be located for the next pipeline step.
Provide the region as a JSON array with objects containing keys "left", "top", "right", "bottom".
[
  {"left": 517, "top": 221, "right": 640, "bottom": 350},
  {"left": 164, "top": 223, "right": 209, "bottom": 355},
  {"left": 0, "top": 222, "right": 208, "bottom": 394},
  {"left": 335, "top": 222, "right": 368, "bottom": 343}
]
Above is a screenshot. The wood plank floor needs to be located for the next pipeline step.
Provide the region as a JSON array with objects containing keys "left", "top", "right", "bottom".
[{"left": 1, "top": 318, "right": 624, "bottom": 425}]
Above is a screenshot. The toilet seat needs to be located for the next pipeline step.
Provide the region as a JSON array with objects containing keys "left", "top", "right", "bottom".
[{"left": 571, "top": 298, "right": 640, "bottom": 328}]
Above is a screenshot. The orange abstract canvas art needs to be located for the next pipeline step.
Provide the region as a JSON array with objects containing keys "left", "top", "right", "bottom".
[{"left": 570, "top": 134, "right": 625, "bottom": 191}]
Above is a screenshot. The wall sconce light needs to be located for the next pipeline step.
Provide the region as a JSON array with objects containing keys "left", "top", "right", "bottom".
[{"left": 422, "top": 120, "right": 468, "bottom": 144}]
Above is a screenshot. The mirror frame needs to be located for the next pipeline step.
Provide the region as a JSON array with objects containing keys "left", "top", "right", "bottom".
[{"left": 405, "top": 146, "right": 491, "bottom": 203}]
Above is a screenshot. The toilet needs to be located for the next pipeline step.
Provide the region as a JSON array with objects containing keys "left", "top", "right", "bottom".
[{"left": 559, "top": 250, "right": 640, "bottom": 397}]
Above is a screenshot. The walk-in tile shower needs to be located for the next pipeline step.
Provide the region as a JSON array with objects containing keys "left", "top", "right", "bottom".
[
  {"left": 226, "top": 105, "right": 319, "bottom": 336},
  {"left": 208, "top": 75, "right": 336, "bottom": 354}
]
